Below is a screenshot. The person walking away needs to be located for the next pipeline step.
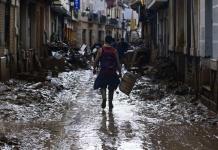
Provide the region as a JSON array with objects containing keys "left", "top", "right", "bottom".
[
  {"left": 93, "top": 36, "right": 122, "bottom": 110},
  {"left": 117, "top": 38, "right": 129, "bottom": 64}
]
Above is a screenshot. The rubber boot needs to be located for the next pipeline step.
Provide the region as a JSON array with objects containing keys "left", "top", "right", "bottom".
[
  {"left": 108, "top": 89, "right": 114, "bottom": 111},
  {"left": 101, "top": 88, "right": 106, "bottom": 109}
]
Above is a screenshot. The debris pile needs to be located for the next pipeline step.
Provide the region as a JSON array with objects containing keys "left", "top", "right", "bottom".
[
  {"left": 144, "top": 58, "right": 177, "bottom": 81},
  {"left": 0, "top": 71, "right": 83, "bottom": 148},
  {"left": 16, "top": 42, "right": 90, "bottom": 81},
  {"left": 0, "top": 78, "right": 65, "bottom": 122},
  {"left": 133, "top": 75, "right": 218, "bottom": 125},
  {"left": 133, "top": 78, "right": 166, "bottom": 101},
  {"left": 46, "top": 42, "right": 89, "bottom": 74},
  {"left": 0, "top": 134, "right": 19, "bottom": 149}
]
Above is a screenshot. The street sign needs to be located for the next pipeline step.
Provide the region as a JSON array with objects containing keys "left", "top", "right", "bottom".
[{"left": 74, "top": 0, "right": 80, "bottom": 10}]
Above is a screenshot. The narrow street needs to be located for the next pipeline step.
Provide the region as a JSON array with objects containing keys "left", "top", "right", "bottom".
[
  {"left": 0, "top": 70, "right": 218, "bottom": 149},
  {"left": 1, "top": 0, "right": 218, "bottom": 149}
]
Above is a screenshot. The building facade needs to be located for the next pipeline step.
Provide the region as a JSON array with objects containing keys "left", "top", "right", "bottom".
[
  {"left": 77, "top": 0, "right": 125, "bottom": 48},
  {"left": 19, "top": 0, "right": 53, "bottom": 72},
  {"left": 0, "top": 0, "right": 76, "bottom": 80},
  {"left": 76, "top": 0, "right": 107, "bottom": 48},
  {"left": 199, "top": 0, "right": 218, "bottom": 111},
  {"left": 0, "top": 0, "right": 19, "bottom": 80},
  {"left": 105, "top": 0, "right": 124, "bottom": 40},
  {"left": 132, "top": 0, "right": 218, "bottom": 111}
]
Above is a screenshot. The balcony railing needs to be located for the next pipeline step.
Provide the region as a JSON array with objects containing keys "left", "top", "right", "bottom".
[
  {"left": 110, "top": 18, "right": 118, "bottom": 26},
  {"left": 88, "top": 13, "right": 100, "bottom": 23},
  {"left": 106, "top": 18, "right": 120, "bottom": 28}
]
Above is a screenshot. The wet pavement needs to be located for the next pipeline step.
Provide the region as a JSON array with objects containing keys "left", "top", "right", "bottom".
[{"left": 0, "top": 70, "right": 218, "bottom": 150}]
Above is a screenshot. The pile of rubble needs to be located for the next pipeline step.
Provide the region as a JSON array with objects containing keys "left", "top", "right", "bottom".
[
  {"left": 144, "top": 58, "right": 177, "bottom": 81},
  {"left": 133, "top": 76, "right": 218, "bottom": 125},
  {"left": 16, "top": 42, "right": 90, "bottom": 81},
  {"left": 0, "top": 133, "right": 19, "bottom": 149},
  {"left": 131, "top": 56, "right": 218, "bottom": 125},
  {"left": 0, "top": 77, "right": 65, "bottom": 122},
  {"left": 133, "top": 78, "right": 166, "bottom": 101},
  {"left": 0, "top": 75, "right": 63, "bottom": 148},
  {"left": 45, "top": 42, "right": 89, "bottom": 74},
  {"left": 0, "top": 71, "right": 82, "bottom": 148}
]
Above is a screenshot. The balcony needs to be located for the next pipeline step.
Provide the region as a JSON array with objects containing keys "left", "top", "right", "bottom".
[
  {"left": 110, "top": 18, "right": 118, "bottom": 26},
  {"left": 146, "top": 0, "right": 168, "bottom": 9},
  {"left": 106, "top": 18, "right": 119, "bottom": 28},
  {"left": 88, "top": 13, "right": 99, "bottom": 23}
]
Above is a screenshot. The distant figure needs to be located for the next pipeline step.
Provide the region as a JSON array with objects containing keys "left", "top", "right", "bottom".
[
  {"left": 111, "top": 38, "right": 118, "bottom": 49},
  {"left": 91, "top": 43, "right": 102, "bottom": 60},
  {"left": 116, "top": 38, "right": 129, "bottom": 63},
  {"left": 93, "top": 35, "right": 122, "bottom": 111}
]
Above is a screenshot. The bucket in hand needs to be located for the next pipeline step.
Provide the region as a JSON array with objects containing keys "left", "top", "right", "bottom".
[{"left": 119, "top": 72, "right": 137, "bottom": 95}]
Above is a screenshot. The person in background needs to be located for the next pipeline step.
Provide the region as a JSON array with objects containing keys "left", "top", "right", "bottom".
[
  {"left": 116, "top": 38, "right": 129, "bottom": 64},
  {"left": 111, "top": 38, "right": 118, "bottom": 49},
  {"left": 91, "top": 42, "right": 102, "bottom": 60},
  {"left": 93, "top": 35, "right": 122, "bottom": 111}
]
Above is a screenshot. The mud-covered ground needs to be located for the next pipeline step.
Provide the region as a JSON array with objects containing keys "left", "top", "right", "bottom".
[{"left": 0, "top": 70, "right": 218, "bottom": 150}]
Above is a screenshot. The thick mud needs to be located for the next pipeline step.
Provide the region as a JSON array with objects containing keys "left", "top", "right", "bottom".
[{"left": 0, "top": 70, "right": 217, "bottom": 149}]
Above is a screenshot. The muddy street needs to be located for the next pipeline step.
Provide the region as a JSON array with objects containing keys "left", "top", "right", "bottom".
[{"left": 0, "top": 70, "right": 218, "bottom": 150}]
